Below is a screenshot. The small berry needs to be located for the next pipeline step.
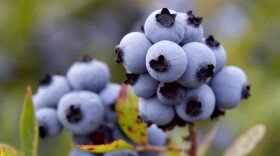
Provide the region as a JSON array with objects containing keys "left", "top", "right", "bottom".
[
  {"left": 210, "top": 66, "right": 250, "bottom": 109},
  {"left": 156, "top": 82, "right": 186, "bottom": 105},
  {"left": 138, "top": 96, "right": 175, "bottom": 126},
  {"left": 175, "top": 85, "right": 215, "bottom": 122},
  {"left": 33, "top": 75, "right": 71, "bottom": 109},
  {"left": 36, "top": 108, "right": 62, "bottom": 139},
  {"left": 146, "top": 40, "right": 187, "bottom": 82},
  {"left": 58, "top": 91, "right": 104, "bottom": 135},
  {"left": 66, "top": 56, "right": 110, "bottom": 93},
  {"left": 178, "top": 42, "right": 216, "bottom": 88},
  {"left": 144, "top": 8, "right": 185, "bottom": 43},
  {"left": 115, "top": 32, "right": 152, "bottom": 74}
]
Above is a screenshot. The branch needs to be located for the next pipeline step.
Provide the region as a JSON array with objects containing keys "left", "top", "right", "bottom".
[{"left": 188, "top": 123, "right": 198, "bottom": 156}]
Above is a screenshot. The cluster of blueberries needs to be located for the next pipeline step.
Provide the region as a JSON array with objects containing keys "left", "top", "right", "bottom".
[
  {"left": 32, "top": 55, "right": 168, "bottom": 156},
  {"left": 115, "top": 8, "right": 251, "bottom": 130}
]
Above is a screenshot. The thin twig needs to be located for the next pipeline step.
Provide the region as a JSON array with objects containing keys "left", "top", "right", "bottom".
[{"left": 188, "top": 123, "right": 198, "bottom": 156}]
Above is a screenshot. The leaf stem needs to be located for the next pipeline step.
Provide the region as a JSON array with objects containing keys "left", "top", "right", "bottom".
[{"left": 188, "top": 123, "right": 198, "bottom": 156}]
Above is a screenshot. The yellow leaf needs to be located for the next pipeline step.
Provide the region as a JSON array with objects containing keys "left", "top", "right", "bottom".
[
  {"left": 223, "top": 124, "right": 266, "bottom": 156},
  {"left": 115, "top": 85, "right": 147, "bottom": 145},
  {"left": 0, "top": 144, "right": 17, "bottom": 156},
  {"left": 165, "top": 139, "right": 181, "bottom": 156},
  {"left": 77, "top": 140, "right": 135, "bottom": 153}
]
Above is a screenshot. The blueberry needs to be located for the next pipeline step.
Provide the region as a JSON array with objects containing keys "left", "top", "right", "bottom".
[
  {"left": 175, "top": 85, "right": 215, "bottom": 122},
  {"left": 112, "top": 124, "right": 137, "bottom": 145},
  {"left": 144, "top": 8, "right": 185, "bottom": 43},
  {"left": 124, "top": 73, "right": 159, "bottom": 98},
  {"left": 66, "top": 55, "right": 110, "bottom": 93},
  {"left": 210, "top": 66, "right": 250, "bottom": 109},
  {"left": 156, "top": 82, "right": 186, "bottom": 105},
  {"left": 69, "top": 148, "right": 95, "bottom": 156},
  {"left": 146, "top": 40, "right": 187, "bottom": 82},
  {"left": 178, "top": 42, "right": 216, "bottom": 88},
  {"left": 36, "top": 108, "right": 62, "bottom": 139},
  {"left": 33, "top": 75, "right": 71, "bottom": 109},
  {"left": 72, "top": 134, "right": 92, "bottom": 145},
  {"left": 58, "top": 91, "right": 104, "bottom": 135},
  {"left": 204, "top": 35, "right": 227, "bottom": 72},
  {"left": 178, "top": 11, "right": 204, "bottom": 45},
  {"left": 104, "top": 150, "right": 138, "bottom": 156},
  {"left": 115, "top": 32, "right": 152, "bottom": 74},
  {"left": 99, "top": 83, "right": 121, "bottom": 123},
  {"left": 138, "top": 96, "right": 175, "bottom": 126}
]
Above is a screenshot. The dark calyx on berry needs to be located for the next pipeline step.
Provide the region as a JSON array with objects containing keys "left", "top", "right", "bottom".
[
  {"left": 79, "top": 54, "right": 93, "bottom": 62},
  {"left": 149, "top": 55, "right": 170, "bottom": 72},
  {"left": 160, "top": 82, "right": 180, "bottom": 99},
  {"left": 124, "top": 73, "right": 139, "bottom": 85},
  {"left": 158, "top": 114, "right": 187, "bottom": 131},
  {"left": 242, "top": 83, "right": 251, "bottom": 99},
  {"left": 197, "top": 64, "right": 215, "bottom": 81},
  {"left": 39, "top": 74, "right": 52, "bottom": 86},
  {"left": 66, "top": 105, "right": 83, "bottom": 123},
  {"left": 39, "top": 125, "right": 47, "bottom": 139},
  {"left": 109, "top": 103, "right": 116, "bottom": 112},
  {"left": 114, "top": 46, "right": 123, "bottom": 63},
  {"left": 156, "top": 8, "right": 176, "bottom": 27},
  {"left": 206, "top": 35, "right": 220, "bottom": 48},
  {"left": 187, "top": 11, "right": 203, "bottom": 27},
  {"left": 210, "top": 106, "right": 225, "bottom": 120},
  {"left": 186, "top": 98, "right": 202, "bottom": 116}
]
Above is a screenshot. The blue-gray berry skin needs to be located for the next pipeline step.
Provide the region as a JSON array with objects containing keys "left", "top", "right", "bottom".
[
  {"left": 69, "top": 148, "right": 96, "bottom": 156},
  {"left": 210, "top": 66, "right": 250, "bottom": 109},
  {"left": 72, "top": 134, "right": 92, "bottom": 145},
  {"left": 115, "top": 32, "right": 152, "bottom": 74},
  {"left": 144, "top": 8, "right": 185, "bottom": 43},
  {"left": 58, "top": 91, "right": 104, "bottom": 135},
  {"left": 146, "top": 40, "right": 187, "bottom": 83},
  {"left": 112, "top": 124, "right": 137, "bottom": 145},
  {"left": 175, "top": 85, "right": 215, "bottom": 122},
  {"left": 156, "top": 82, "right": 186, "bottom": 105},
  {"left": 36, "top": 108, "right": 62, "bottom": 139},
  {"left": 138, "top": 96, "right": 175, "bottom": 126},
  {"left": 178, "top": 11, "right": 204, "bottom": 45},
  {"left": 99, "top": 83, "right": 121, "bottom": 123},
  {"left": 178, "top": 42, "right": 216, "bottom": 88},
  {"left": 125, "top": 73, "right": 159, "bottom": 98},
  {"left": 66, "top": 56, "right": 110, "bottom": 93},
  {"left": 104, "top": 150, "right": 138, "bottom": 156},
  {"left": 33, "top": 75, "right": 71, "bottom": 109},
  {"left": 204, "top": 35, "right": 227, "bottom": 73}
]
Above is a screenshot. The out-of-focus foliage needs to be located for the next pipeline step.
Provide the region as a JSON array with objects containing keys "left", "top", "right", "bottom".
[
  {"left": 0, "top": 144, "right": 17, "bottom": 156},
  {"left": 0, "top": 0, "right": 279, "bottom": 156}
]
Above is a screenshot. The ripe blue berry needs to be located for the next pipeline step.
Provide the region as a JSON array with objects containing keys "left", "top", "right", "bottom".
[
  {"left": 204, "top": 35, "right": 227, "bottom": 72},
  {"left": 138, "top": 96, "right": 175, "bottom": 126},
  {"left": 33, "top": 75, "right": 71, "bottom": 109},
  {"left": 178, "top": 11, "right": 204, "bottom": 45},
  {"left": 104, "top": 150, "right": 138, "bottom": 156},
  {"left": 144, "top": 8, "right": 185, "bottom": 43},
  {"left": 68, "top": 148, "right": 95, "bottom": 156},
  {"left": 156, "top": 82, "right": 186, "bottom": 105},
  {"left": 36, "top": 108, "right": 62, "bottom": 139},
  {"left": 210, "top": 66, "right": 250, "bottom": 109},
  {"left": 66, "top": 55, "right": 110, "bottom": 93},
  {"left": 124, "top": 73, "right": 159, "bottom": 98},
  {"left": 178, "top": 42, "right": 216, "bottom": 88},
  {"left": 175, "top": 85, "right": 215, "bottom": 122},
  {"left": 58, "top": 91, "right": 104, "bottom": 135},
  {"left": 112, "top": 125, "right": 136, "bottom": 145},
  {"left": 115, "top": 32, "right": 152, "bottom": 74},
  {"left": 72, "top": 134, "right": 92, "bottom": 145},
  {"left": 99, "top": 83, "right": 121, "bottom": 123},
  {"left": 146, "top": 40, "right": 187, "bottom": 82}
]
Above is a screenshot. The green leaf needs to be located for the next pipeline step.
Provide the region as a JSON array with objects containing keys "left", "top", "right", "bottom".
[
  {"left": 115, "top": 85, "right": 147, "bottom": 145},
  {"left": 223, "top": 124, "right": 266, "bottom": 156},
  {"left": 0, "top": 144, "right": 17, "bottom": 156},
  {"left": 77, "top": 140, "right": 135, "bottom": 153},
  {"left": 165, "top": 139, "right": 181, "bottom": 156},
  {"left": 20, "top": 86, "right": 38, "bottom": 156},
  {"left": 199, "top": 124, "right": 219, "bottom": 156}
]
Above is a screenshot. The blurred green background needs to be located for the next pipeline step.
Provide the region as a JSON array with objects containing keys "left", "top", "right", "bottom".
[{"left": 0, "top": 0, "right": 279, "bottom": 155}]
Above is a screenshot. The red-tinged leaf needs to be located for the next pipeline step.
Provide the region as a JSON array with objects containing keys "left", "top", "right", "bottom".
[
  {"left": 115, "top": 85, "right": 147, "bottom": 145},
  {"left": 223, "top": 124, "right": 266, "bottom": 156},
  {"left": 77, "top": 140, "right": 135, "bottom": 153},
  {"left": 199, "top": 123, "right": 219, "bottom": 156},
  {"left": 0, "top": 144, "right": 17, "bottom": 156}
]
